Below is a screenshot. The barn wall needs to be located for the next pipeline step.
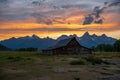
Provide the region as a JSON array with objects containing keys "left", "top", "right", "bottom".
[
  {"left": 42, "top": 50, "right": 53, "bottom": 55},
  {"left": 53, "top": 47, "right": 68, "bottom": 55}
]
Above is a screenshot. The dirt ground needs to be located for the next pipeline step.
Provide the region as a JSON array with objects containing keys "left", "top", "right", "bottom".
[{"left": 0, "top": 51, "right": 120, "bottom": 80}]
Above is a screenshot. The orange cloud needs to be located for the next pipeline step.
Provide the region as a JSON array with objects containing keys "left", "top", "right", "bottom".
[{"left": 0, "top": 11, "right": 120, "bottom": 40}]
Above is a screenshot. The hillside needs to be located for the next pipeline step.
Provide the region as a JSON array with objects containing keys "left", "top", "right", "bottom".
[{"left": 0, "top": 44, "right": 10, "bottom": 51}]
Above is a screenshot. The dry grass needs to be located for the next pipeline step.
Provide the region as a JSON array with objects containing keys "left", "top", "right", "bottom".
[{"left": 0, "top": 51, "right": 120, "bottom": 80}]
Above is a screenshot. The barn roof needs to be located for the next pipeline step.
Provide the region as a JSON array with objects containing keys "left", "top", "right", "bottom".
[
  {"left": 46, "top": 37, "right": 75, "bottom": 50},
  {"left": 43, "top": 37, "right": 91, "bottom": 50}
]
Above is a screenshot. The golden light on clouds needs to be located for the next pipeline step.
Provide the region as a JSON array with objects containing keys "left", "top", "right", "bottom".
[
  {"left": 0, "top": 21, "right": 120, "bottom": 40},
  {"left": 0, "top": 0, "right": 120, "bottom": 40}
]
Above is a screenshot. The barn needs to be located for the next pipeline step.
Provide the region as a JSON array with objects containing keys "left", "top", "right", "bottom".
[{"left": 42, "top": 37, "right": 92, "bottom": 55}]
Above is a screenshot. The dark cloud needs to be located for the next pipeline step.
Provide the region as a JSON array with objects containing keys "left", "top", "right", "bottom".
[
  {"left": 83, "top": 6, "right": 106, "bottom": 25},
  {"left": 108, "top": 2, "right": 120, "bottom": 7},
  {"left": 83, "top": 15, "right": 94, "bottom": 25},
  {"left": 94, "top": 19, "right": 103, "bottom": 24},
  {"left": 0, "top": 0, "right": 9, "bottom": 8},
  {"left": 83, "top": 1, "right": 120, "bottom": 25},
  {"left": 0, "top": 0, "right": 9, "bottom": 3},
  {"left": 31, "top": 13, "right": 53, "bottom": 25},
  {"left": 0, "top": 0, "right": 119, "bottom": 25},
  {"left": 53, "top": 4, "right": 91, "bottom": 10},
  {"left": 31, "top": 0, "right": 45, "bottom": 6},
  {"left": 0, "top": 11, "right": 31, "bottom": 22}
]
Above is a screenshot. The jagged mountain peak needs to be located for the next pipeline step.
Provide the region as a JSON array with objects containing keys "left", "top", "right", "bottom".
[
  {"left": 43, "top": 36, "right": 53, "bottom": 40},
  {"left": 32, "top": 34, "right": 40, "bottom": 39},
  {"left": 101, "top": 34, "right": 107, "bottom": 37},
  {"left": 83, "top": 31, "right": 90, "bottom": 35},
  {"left": 58, "top": 35, "right": 68, "bottom": 38},
  {"left": 10, "top": 37, "right": 16, "bottom": 40},
  {"left": 92, "top": 34, "right": 97, "bottom": 37},
  {"left": 82, "top": 31, "right": 90, "bottom": 38},
  {"left": 69, "top": 34, "right": 77, "bottom": 37},
  {"left": 0, "top": 33, "right": 117, "bottom": 49},
  {"left": 57, "top": 35, "right": 68, "bottom": 40}
]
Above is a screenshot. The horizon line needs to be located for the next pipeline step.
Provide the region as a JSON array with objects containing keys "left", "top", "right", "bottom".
[{"left": 0, "top": 32, "right": 119, "bottom": 41}]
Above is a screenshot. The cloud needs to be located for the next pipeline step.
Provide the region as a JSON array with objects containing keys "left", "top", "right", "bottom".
[
  {"left": 1, "top": 25, "right": 120, "bottom": 32},
  {"left": 31, "top": 0, "right": 45, "bottom": 6},
  {"left": 0, "top": 0, "right": 8, "bottom": 3},
  {"left": 0, "top": 0, "right": 9, "bottom": 8},
  {"left": 83, "top": 1, "right": 120, "bottom": 25},
  {"left": 83, "top": 15, "right": 94, "bottom": 25},
  {"left": 0, "top": 0, "right": 96, "bottom": 24},
  {"left": 108, "top": 1, "right": 120, "bottom": 7},
  {"left": 94, "top": 19, "right": 103, "bottom": 24},
  {"left": 0, "top": 0, "right": 119, "bottom": 25}
]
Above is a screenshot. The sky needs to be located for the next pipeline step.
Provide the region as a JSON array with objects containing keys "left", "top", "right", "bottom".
[{"left": 0, "top": 0, "right": 120, "bottom": 40}]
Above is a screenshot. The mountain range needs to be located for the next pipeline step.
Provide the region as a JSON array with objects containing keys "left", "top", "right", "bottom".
[
  {"left": 0, "top": 44, "right": 11, "bottom": 51},
  {"left": 0, "top": 32, "right": 116, "bottom": 50}
]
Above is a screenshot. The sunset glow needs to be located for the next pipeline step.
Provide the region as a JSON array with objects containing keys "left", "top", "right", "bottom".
[{"left": 0, "top": 0, "right": 120, "bottom": 40}]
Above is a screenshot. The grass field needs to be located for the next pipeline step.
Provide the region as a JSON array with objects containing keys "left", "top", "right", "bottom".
[{"left": 0, "top": 51, "right": 120, "bottom": 80}]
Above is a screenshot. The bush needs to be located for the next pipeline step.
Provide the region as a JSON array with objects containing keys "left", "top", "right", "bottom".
[
  {"left": 26, "top": 57, "right": 31, "bottom": 60},
  {"left": 102, "top": 61, "right": 111, "bottom": 65},
  {"left": 74, "top": 77, "right": 80, "bottom": 80},
  {"left": 69, "top": 59, "right": 85, "bottom": 65},
  {"left": 15, "top": 47, "right": 37, "bottom": 51},
  {"left": 84, "top": 56, "right": 103, "bottom": 65},
  {"left": 7, "top": 56, "right": 24, "bottom": 61},
  {"left": 13, "top": 56, "right": 23, "bottom": 61},
  {"left": 7, "top": 56, "right": 14, "bottom": 59}
]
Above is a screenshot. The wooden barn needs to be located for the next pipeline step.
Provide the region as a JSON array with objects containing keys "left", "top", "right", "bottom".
[{"left": 42, "top": 37, "right": 92, "bottom": 55}]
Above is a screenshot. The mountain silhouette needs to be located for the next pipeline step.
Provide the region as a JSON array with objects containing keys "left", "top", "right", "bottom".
[
  {"left": 78, "top": 32, "right": 116, "bottom": 47},
  {"left": 0, "top": 43, "right": 11, "bottom": 51},
  {"left": 0, "top": 32, "right": 116, "bottom": 50}
]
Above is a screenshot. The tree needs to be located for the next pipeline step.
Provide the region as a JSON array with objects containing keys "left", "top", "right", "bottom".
[
  {"left": 92, "top": 39, "right": 120, "bottom": 52},
  {"left": 15, "top": 47, "right": 38, "bottom": 51},
  {"left": 113, "top": 40, "right": 120, "bottom": 52}
]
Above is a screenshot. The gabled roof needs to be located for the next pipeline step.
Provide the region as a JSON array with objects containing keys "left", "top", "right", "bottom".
[
  {"left": 46, "top": 37, "right": 75, "bottom": 50},
  {"left": 43, "top": 37, "right": 91, "bottom": 50}
]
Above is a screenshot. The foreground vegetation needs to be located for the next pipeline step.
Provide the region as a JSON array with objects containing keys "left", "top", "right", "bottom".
[
  {"left": 0, "top": 51, "right": 120, "bottom": 80},
  {"left": 92, "top": 40, "right": 120, "bottom": 52}
]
